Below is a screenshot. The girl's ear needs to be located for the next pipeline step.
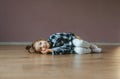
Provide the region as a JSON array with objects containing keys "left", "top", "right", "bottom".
[{"left": 25, "top": 45, "right": 35, "bottom": 53}]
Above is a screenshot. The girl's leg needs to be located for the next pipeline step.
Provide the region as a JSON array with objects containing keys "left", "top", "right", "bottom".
[
  {"left": 72, "top": 38, "right": 102, "bottom": 53},
  {"left": 74, "top": 47, "right": 91, "bottom": 54},
  {"left": 72, "top": 39, "right": 90, "bottom": 48}
]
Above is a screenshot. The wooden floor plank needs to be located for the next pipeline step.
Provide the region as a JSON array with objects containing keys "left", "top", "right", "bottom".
[{"left": 0, "top": 45, "right": 120, "bottom": 79}]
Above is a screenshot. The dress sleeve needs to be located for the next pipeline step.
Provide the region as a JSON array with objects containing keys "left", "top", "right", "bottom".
[
  {"left": 47, "top": 33, "right": 58, "bottom": 47},
  {"left": 51, "top": 45, "right": 71, "bottom": 55}
]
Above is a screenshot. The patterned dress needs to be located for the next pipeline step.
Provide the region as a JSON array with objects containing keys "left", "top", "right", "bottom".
[{"left": 48, "top": 32, "right": 76, "bottom": 55}]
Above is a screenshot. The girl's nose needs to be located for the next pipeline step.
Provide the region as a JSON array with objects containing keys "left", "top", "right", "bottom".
[{"left": 41, "top": 44, "right": 46, "bottom": 48}]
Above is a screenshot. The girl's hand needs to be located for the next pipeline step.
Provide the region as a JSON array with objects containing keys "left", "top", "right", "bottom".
[
  {"left": 76, "top": 35, "right": 81, "bottom": 39},
  {"left": 41, "top": 49, "right": 53, "bottom": 54}
]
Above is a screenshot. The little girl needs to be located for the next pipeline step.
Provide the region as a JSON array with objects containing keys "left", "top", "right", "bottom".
[{"left": 26, "top": 32, "right": 102, "bottom": 55}]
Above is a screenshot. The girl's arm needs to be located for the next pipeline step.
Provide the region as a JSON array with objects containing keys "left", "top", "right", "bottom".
[{"left": 51, "top": 45, "right": 71, "bottom": 55}]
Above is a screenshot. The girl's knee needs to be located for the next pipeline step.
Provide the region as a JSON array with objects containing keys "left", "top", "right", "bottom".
[{"left": 72, "top": 39, "right": 90, "bottom": 47}]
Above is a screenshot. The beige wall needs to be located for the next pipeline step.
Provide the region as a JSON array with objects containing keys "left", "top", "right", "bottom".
[{"left": 0, "top": 0, "right": 120, "bottom": 42}]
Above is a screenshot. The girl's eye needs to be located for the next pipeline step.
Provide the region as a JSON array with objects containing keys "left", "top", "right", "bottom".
[{"left": 39, "top": 42, "right": 42, "bottom": 45}]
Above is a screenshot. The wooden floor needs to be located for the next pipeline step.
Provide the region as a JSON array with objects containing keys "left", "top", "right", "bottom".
[{"left": 0, "top": 45, "right": 120, "bottom": 79}]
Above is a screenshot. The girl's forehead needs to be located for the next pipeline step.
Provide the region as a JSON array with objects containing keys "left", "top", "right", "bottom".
[
  {"left": 34, "top": 40, "right": 46, "bottom": 45},
  {"left": 37, "top": 40, "right": 46, "bottom": 43}
]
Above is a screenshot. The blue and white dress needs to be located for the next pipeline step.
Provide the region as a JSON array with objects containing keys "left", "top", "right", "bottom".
[
  {"left": 48, "top": 32, "right": 76, "bottom": 55},
  {"left": 47, "top": 32, "right": 102, "bottom": 55}
]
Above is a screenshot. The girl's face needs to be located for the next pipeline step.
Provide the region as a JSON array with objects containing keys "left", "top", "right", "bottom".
[{"left": 33, "top": 40, "right": 50, "bottom": 52}]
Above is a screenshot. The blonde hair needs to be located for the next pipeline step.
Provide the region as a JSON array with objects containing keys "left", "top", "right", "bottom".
[{"left": 25, "top": 39, "right": 46, "bottom": 54}]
